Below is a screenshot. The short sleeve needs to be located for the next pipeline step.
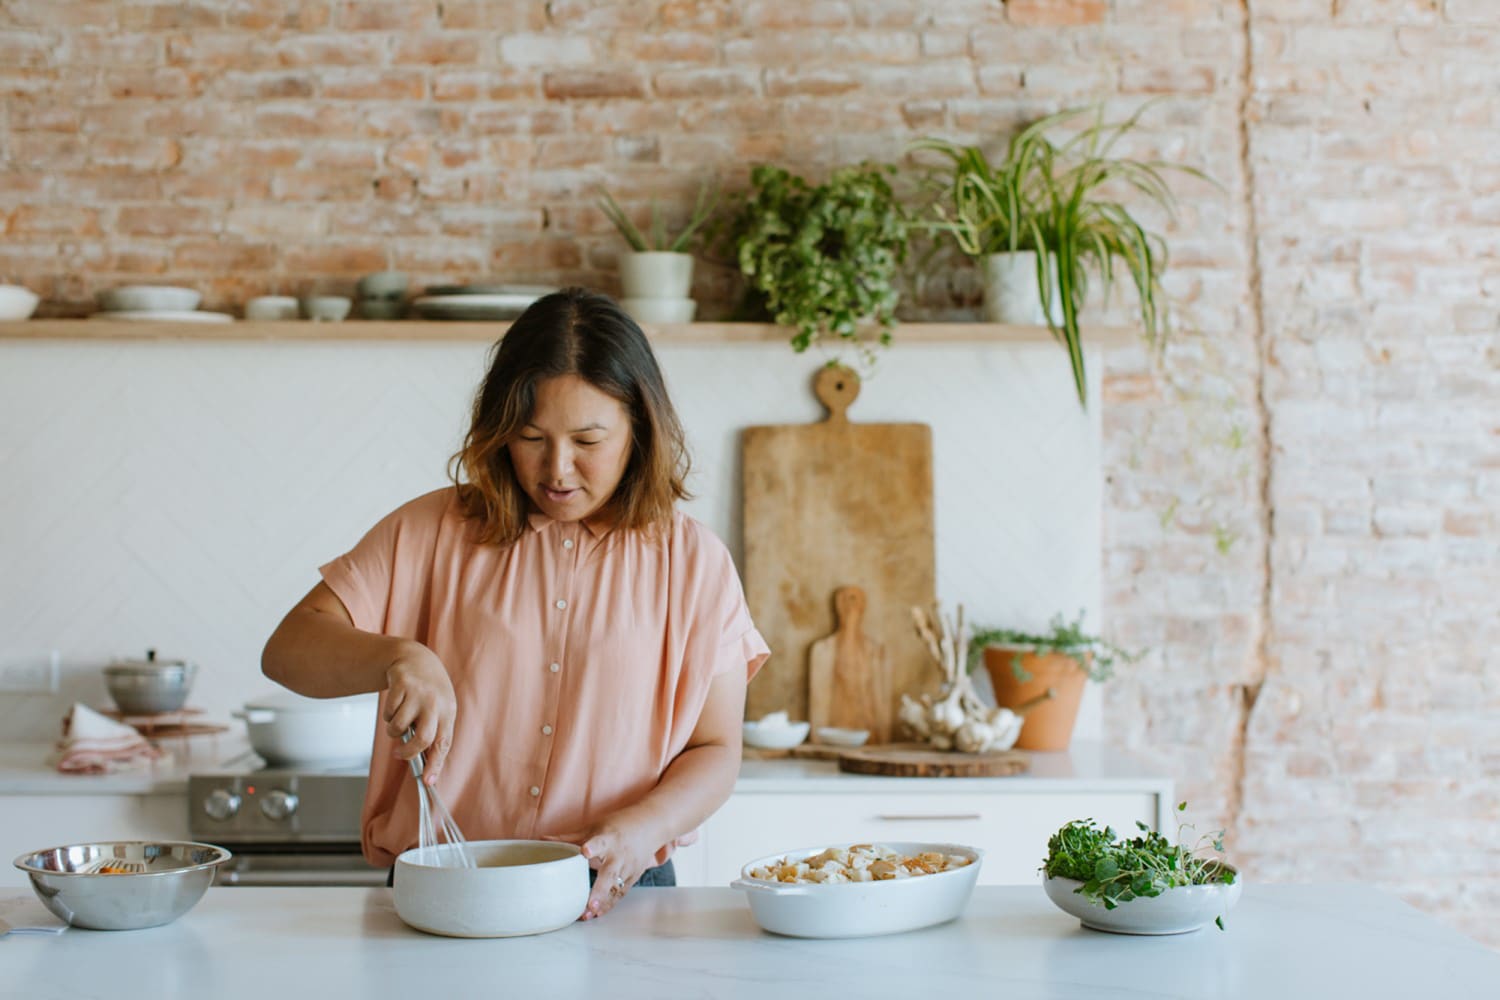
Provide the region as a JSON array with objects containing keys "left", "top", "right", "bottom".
[
  {"left": 318, "top": 490, "right": 447, "bottom": 635},
  {"left": 678, "top": 516, "right": 771, "bottom": 683}
]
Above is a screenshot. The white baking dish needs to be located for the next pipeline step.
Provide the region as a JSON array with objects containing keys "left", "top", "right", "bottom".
[{"left": 731, "top": 841, "right": 982, "bottom": 938}]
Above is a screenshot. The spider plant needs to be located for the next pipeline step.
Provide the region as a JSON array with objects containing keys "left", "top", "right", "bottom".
[
  {"left": 916, "top": 103, "right": 1212, "bottom": 407},
  {"left": 598, "top": 182, "right": 719, "bottom": 253}
]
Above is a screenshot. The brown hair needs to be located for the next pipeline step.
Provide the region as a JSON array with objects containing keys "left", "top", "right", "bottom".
[{"left": 448, "top": 287, "right": 691, "bottom": 545}]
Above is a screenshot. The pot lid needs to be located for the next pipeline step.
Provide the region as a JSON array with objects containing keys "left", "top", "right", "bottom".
[
  {"left": 244, "top": 690, "right": 379, "bottom": 714},
  {"left": 107, "top": 648, "right": 191, "bottom": 672}
]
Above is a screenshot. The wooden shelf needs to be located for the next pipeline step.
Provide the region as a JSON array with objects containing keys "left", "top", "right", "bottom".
[{"left": 0, "top": 319, "right": 1137, "bottom": 349}]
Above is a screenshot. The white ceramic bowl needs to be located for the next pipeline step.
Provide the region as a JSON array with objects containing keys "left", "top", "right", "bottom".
[
  {"left": 244, "top": 295, "right": 299, "bottom": 321},
  {"left": 1042, "top": 867, "right": 1242, "bottom": 935},
  {"left": 0, "top": 284, "right": 40, "bottom": 320},
  {"left": 98, "top": 285, "right": 201, "bottom": 313},
  {"left": 393, "top": 840, "right": 590, "bottom": 938},
  {"left": 733, "top": 841, "right": 982, "bottom": 938},
  {"left": 621, "top": 297, "right": 696, "bottom": 325},
  {"left": 234, "top": 691, "right": 377, "bottom": 767},
  {"left": 301, "top": 295, "right": 351, "bottom": 321},
  {"left": 742, "top": 719, "right": 810, "bottom": 750},
  {"left": 815, "top": 727, "right": 870, "bottom": 748}
]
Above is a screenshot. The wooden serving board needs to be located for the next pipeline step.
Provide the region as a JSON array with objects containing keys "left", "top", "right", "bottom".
[
  {"left": 835, "top": 743, "right": 1030, "bottom": 778},
  {"left": 742, "top": 366, "right": 936, "bottom": 734}
]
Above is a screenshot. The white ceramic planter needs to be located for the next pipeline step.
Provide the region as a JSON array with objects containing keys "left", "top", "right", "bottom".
[
  {"left": 394, "top": 840, "right": 590, "bottom": 938},
  {"left": 619, "top": 251, "right": 694, "bottom": 299},
  {"left": 1042, "top": 868, "right": 1243, "bottom": 935},
  {"left": 983, "top": 251, "right": 1062, "bottom": 325}
]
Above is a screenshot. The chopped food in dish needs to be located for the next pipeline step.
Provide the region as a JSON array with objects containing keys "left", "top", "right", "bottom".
[{"left": 747, "top": 844, "right": 972, "bottom": 884}]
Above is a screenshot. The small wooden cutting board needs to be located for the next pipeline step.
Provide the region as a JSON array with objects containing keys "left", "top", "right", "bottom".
[{"left": 835, "top": 743, "right": 1030, "bottom": 778}]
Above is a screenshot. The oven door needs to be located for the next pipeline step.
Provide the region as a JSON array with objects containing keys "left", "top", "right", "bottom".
[{"left": 213, "top": 845, "right": 388, "bottom": 887}]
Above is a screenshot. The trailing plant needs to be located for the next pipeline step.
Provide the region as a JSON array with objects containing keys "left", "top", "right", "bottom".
[
  {"left": 730, "top": 162, "right": 910, "bottom": 356},
  {"left": 598, "top": 182, "right": 718, "bottom": 253},
  {"left": 1042, "top": 803, "right": 1237, "bottom": 929},
  {"left": 914, "top": 103, "right": 1214, "bottom": 407},
  {"left": 967, "top": 609, "right": 1139, "bottom": 683}
]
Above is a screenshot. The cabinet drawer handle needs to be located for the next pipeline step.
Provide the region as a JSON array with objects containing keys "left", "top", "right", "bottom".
[{"left": 874, "top": 813, "right": 982, "bottom": 821}]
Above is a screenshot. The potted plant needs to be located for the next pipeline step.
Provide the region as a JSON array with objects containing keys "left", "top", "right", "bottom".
[
  {"left": 967, "top": 611, "right": 1138, "bottom": 751},
  {"left": 914, "top": 103, "right": 1210, "bottom": 406},
  {"left": 729, "top": 162, "right": 910, "bottom": 361},
  {"left": 598, "top": 183, "right": 717, "bottom": 323},
  {"left": 1041, "top": 803, "right": 1241, "bottom": 934}
]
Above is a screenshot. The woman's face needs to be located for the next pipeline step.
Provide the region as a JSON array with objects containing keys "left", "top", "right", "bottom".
[{"left": 507, "top": 374, "right": 633, "bottom": 523}]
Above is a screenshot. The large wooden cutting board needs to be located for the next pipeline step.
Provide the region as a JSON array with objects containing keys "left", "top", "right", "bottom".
[
  {"left": 836, "top": 744, "right": 1030, "bottom": 778},
  {"left": 742, "top": 366, "right": 936, "bottom": 734}
]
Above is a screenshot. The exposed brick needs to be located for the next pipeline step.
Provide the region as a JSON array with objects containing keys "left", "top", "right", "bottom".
[
  {"left": 1006, "top": 0, "right": 1106, "bottom": 27},
  {"left": 391, "top": 34, "right": 482, "bottom": 66},
  {"left": 742, "top": 0, "right": 853, "bottom": 28},
  {"left": 653, "top": 68, "right": 760, "bottom": 99},
  {"left": 321, "top": 69, "right": 427, "bottom": 101},
  {"left": 500, "top": 33, "right": 596, "bottom": 67},
  {"left": 542, "top": 70, "right": 647, "bottom": 100},
  {"left": 332, "top": 1, "right": 431, "bottom": 31}
]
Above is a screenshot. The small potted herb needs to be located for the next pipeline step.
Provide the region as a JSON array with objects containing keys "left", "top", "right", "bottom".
[
  {"left": 729, "top": 162, "right": 910, "bottom": 362},
  {"left": 1041, "top": 803, "right": 1241, "bottom": 934},
  {"left": 966, "top": 611, "right": 1139, "bottom": 751},
  {"left": 914, "top": 102, "right": 1213, "bottom": 407},
  {"left": 598, "top": 183, "right": 718, "bottom": 322}
]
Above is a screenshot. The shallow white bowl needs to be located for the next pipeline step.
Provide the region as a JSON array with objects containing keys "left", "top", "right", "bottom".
[
  {"left": 0, "top": 284, "right": 40, "bottom": 320},
  {"left": 1042, "top": 868, "right": 1242, "bottom": 935},
  {"left": 742, "top": 719, "right": 810, "bottom": 750},
  {"left": 621, "top": 297, "right": 696, "bottom": 325},
  {"left": 244, "top": 295, "right": 299, "bottom": 321},
  {"left": 98, "top": 285, "right": 201, "bottom": 313},
  {"left": 733, "top": 841, "right": 982, "bottom": 938},
  {"left": 393, "top": 840, "right": 589, "bottom": 938},
  {"left": 815, "top": 727, "right": 870, "bottom": 748}
]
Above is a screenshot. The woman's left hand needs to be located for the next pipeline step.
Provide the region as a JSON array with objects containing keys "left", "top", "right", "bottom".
[{"left": 543, "top": 816, "right": 660, "bottom": 920}]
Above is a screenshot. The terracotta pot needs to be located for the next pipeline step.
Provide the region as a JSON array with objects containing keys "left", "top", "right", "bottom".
[{"left": 982, "top": 645, "right": 1090, "bottom": 750}]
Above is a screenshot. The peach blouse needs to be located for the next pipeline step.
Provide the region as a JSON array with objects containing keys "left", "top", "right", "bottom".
[{"left": 320, "top": 487, "right": 770, "bottom": 867}]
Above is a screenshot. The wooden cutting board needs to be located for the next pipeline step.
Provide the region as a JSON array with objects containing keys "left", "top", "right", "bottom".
[
  {"left": 807, "top": 585, "right": 892, "bottom": 743},
  {"left": 742, "top": 366, "right": 936, "bottom": 733},
  {"left": 836, "top": 743, "right": 1030, "bottom": 778}
]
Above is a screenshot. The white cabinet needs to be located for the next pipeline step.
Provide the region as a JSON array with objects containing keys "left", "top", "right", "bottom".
[
  {"left": 672, "top": 746, "right": 1171, "bottom": 888},
  {"left": 1, "top": 794, "right": 188, "bottom": 887}
]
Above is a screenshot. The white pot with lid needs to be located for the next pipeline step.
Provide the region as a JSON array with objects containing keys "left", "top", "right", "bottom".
[{"left": 233, "top": 691, "right": 378, "bottom": 767}]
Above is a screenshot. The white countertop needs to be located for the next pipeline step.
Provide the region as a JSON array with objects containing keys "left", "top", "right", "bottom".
[
  {"left": 2, "top": 884, "right": 1494, "bottom": 999},
  {"left": 0, "top": 739, "right": 1170, "bottom": 796}
]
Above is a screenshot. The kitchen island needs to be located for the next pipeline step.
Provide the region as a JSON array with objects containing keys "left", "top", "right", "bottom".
[{"left": 2, "top": 884, "right": 1494, "bottom": 998}]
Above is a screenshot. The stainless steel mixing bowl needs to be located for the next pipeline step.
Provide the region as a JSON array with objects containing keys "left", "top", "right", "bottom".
[{"left": 13, "top": 841, "right": 230, "bottom": 930}]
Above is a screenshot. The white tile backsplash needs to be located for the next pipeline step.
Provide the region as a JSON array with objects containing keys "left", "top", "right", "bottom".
[{"left": 0, "top": 337, "right": 1102, "bottom": 743}]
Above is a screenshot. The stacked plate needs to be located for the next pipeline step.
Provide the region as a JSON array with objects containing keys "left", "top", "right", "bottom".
[
  {"left": 93, "top": 286, "right": 232, "bottom": 323},
  {"left": 410, "top": 283, "right": 556, "bottom": 321}
]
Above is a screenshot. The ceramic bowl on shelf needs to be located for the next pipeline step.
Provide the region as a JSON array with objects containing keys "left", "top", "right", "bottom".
[
  {"left": 742, "top": 712, "right": 810, "bottom": 750},
  {"left": 13, "top": 841, "right": 230, "bottom": 930},
  {"left": 1042, "top": 866, "right": 1242, "bottom": 935},
  {"left": 0, "top": 284, "right": 40, "bottom": 320},
  {"left": 301, "top": 295, "right": 351, "bottom": 322},
  {"left": 244, "top": 296, "right": 300, "bottom": 321},
  {"left": 98, "top": 285, "right": 202, "bottom": 313}
]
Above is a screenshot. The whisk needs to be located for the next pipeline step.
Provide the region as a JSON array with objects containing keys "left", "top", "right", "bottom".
[{"left": 402, "top": 729, "right": 474, "bottom": 868}]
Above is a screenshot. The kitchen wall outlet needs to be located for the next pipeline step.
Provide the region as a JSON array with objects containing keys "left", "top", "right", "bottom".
[{"left": 0, "top": 650, "right": 61, "bottom": 693}]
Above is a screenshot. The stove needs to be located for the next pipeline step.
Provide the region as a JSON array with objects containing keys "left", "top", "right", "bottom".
[{"left": 188, "top": 759, "right": 384, "bottom": 887}]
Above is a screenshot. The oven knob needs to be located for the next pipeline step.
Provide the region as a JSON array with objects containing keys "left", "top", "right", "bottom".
[
  {"left": 203, "top": 789, "right": 241, "bottom": 821},
  {"left": 260, "top": 789, "right": 299, "bottom": 821}
]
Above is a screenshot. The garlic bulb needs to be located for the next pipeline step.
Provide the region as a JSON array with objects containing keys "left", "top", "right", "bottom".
[{"left": 902, "top": 603, "right": 1023, "bottom": 754}]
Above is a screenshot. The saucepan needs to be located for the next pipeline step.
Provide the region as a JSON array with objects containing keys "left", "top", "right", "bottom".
[{"left": 233, "top": 690, "right": 378, "bottom": 767}]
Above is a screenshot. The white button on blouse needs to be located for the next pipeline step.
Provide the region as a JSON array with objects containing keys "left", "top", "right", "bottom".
[
  {"left": 548, "top": 662, "right": 560, "bottom": 673},
  {"left": 555, "top": 599, "right": 567, "bottom": 610},
  {"left": 541, "top": 725, "right": 553, "bottom": 736},
  {"left": 529, "top": 786, "right": 540, "bottom": 797},
  {"left": 562, "top": 538, "right": 574, "bottom": 550}
]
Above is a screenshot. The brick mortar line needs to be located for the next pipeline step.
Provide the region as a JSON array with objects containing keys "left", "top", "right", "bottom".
[{"left": 1227, "top": 0, "right": 1273, "bottom": 839}]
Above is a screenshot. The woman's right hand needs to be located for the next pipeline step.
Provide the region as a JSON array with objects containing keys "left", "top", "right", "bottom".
[{"left": 383, "top": 640, "right": 457, "bottom": 784}]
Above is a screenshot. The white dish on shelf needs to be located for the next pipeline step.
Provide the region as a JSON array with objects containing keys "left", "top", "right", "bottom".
[
  {"left": 91, "top": 310, "right": 233, "bottom": 323},
  {"left": 743, "top": 712, "right": 810, "bottom": 750},
  {"left": 0, "top": 285, "right": 41, "bottom": 320},
  {"left": 411, "top": 291, "right": 550, "bottom": 320},
  {"left": 98, "top": 286, "right": 202, "bottom": 313},
  {"left": 815, "top": 727, "right": 869, "bottom": 748}
]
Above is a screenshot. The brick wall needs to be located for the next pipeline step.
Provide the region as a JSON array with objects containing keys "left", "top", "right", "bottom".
[{"left": 2, "top": 0, "right": 1496, "bottom": 946}]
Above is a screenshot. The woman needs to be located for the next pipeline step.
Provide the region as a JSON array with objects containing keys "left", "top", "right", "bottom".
[{"left": 262, "top": 287, "right": 769, "bottom": 920}]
